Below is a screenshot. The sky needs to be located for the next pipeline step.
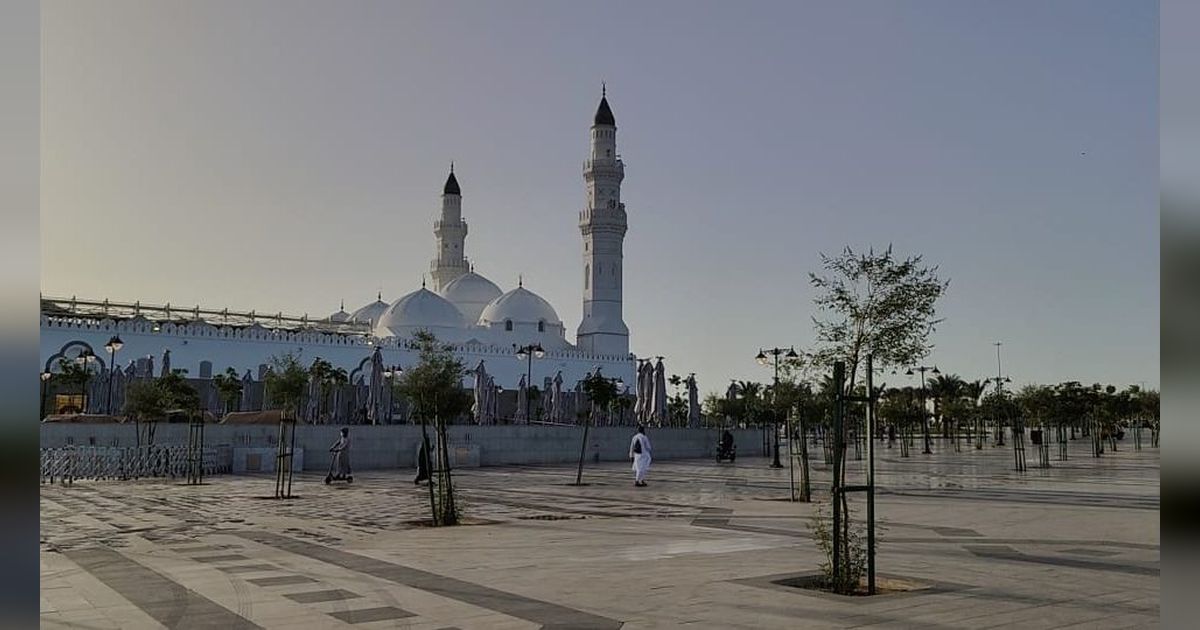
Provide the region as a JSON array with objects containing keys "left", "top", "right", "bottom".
[{"left": 40, "top": 0, "right": 1159, "bottom": 394}]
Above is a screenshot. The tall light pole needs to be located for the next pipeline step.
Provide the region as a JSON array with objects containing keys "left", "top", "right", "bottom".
[
  {"left": 757, "top": 346, "right": 798, "bottom": 468},
  {"left": 75, "top": 348, "right": 95, "bottom": 413},
  {"left": 906, "top": 364, "right": 939, "bottom": 454},
  {"left": 40, "top": 371, "right": 52, "bottom": 418},
  {"left": 104, "top": 335, "right": 124, "bottom": 415},
  {"left": 514, "top": 343, "right": 545, "bottom": 391},
  {"left": 984, "top": 342, "right": 1011, "bottom": 445}
]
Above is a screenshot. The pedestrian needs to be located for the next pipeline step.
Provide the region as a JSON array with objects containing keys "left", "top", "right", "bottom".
[
  {"left": 629, "top": 425, "right": 652, "bottom": 487},
  {"left": 887, "top": 424, "right": 896, "bottom": 448},
  {"left": 329, "top": 427, "right": 351, "bottom": 479},
  {"left": 413, "top": 439, "right": 431, "bottom": 485}
]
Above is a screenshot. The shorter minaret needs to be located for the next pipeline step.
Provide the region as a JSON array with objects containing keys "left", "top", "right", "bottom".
[{"left": 430, "top": 164, "right": 470, "bottom": 291}]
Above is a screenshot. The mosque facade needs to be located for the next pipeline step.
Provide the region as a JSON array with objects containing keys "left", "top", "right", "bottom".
[{"left": 40, "top": 93, "right": 636, "bottom": 394}]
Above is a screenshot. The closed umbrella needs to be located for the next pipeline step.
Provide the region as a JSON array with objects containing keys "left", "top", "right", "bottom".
[
  {"left": 145, "top": 355, "right": 155, "bottom": 379},
  {"left": 487, "top": 376, "right": 499, "bottom": 423},
  {"left": 240, "top": 370, "right": 255, "bottom": 411},
  {"left": 471, "top": 360, "right": 488, "bottom": 424},
  {"left": 304, "top": 364, "right": 321, "bottom": 423},
  {"left": 366, "top": 346, "right": 384, "bottom": 425},
  {"left": 639, "top": 360, "right": 654, "bottom": 423},
  {"left": 633, "top": 360, "right": 645, "bottom": 421},
  {"left": 353, "top": 375, "right": 366, "bottom": 422},
  {"left": 160, "top": 349, "right": 171, "bottom": 378},
  {"left": 686, "top": 373, "right": 701, "bottom": 428},
  {"left": 109, "top": 364, "right": 126, "bottom": 415},
  {"left": 551, "top": 371, "right": 564, "bottom": 422},
  {"left": 652, "top": 358, "right": 667, "bottom": 425},
  {"left": 515, "top": 375, "right": 528, "bottom": 423}
]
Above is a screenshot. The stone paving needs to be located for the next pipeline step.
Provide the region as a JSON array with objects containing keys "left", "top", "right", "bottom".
[{"left": 41, "top": 438, "right": 1159, "bottom": 629}]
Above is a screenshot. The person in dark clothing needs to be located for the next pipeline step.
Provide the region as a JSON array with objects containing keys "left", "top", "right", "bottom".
[
  {"left": 413, "top": 440, "right": 431, "bottom": 485},
  {"left": 887, "top": 424, "right": 897, "bottom": 448}
]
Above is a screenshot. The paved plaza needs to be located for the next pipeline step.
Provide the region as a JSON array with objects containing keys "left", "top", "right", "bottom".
[{"left": 41, "top": 439, "right": 1159, "bottom": 629}]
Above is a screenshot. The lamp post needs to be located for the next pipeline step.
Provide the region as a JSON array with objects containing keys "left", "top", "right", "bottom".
[
  {"left": 984, "top": 341, "right": 1011, "bottom": 445},
  {"left": 382, "top": 365, "right": 403, "bottom": 424},
  {"left": 40, "top": 371, "right": 52, "bottom": 419},
  {"left": 514, "top": 343, "right": 545, "bottom": 390},
  {"left": 905, "top": 364, "right": 939, "bottom": 454},
  {"left": 75, "top": 348, "right": 95, "bottom": 413},
  {"left": 757, "top": 346, "right": 798, "bottom": 468},
  {"left": 104, "top": 335, "right": 123, "bottom": 415}
]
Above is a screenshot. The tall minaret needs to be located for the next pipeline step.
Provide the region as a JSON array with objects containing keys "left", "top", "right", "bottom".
[
  {"left": 430, "top": 164, "right": 470, "bottom": 291},
  {"left": 577, "top": 86, "right": 630, "bottom": 356}
]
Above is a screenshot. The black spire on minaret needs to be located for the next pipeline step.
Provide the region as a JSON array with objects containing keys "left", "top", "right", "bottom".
[
  {"left": 593, "top": 85, "right": 615, "bottom": 126},
  {"left": 443, "top": 163, "right": 461, "bottom": 195}
]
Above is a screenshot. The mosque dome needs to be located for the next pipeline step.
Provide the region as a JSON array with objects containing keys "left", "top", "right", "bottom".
[
  {"left": 349, "top": 295, "right": 389, "bottom": 327},
  {"left": 374, "top": 287, "right": 465, "bottom": 339},
  {"left": 439, "top": 271, "right": 502, "bottom": 324},
  {"left": 328, "top": 301, "right": 351, "bottom": 323},
  {"left": 478, "top": 286, "right": 562, "bottom": 328}
]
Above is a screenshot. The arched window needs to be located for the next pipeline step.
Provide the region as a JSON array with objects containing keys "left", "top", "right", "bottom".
[
  {"left": 538, "top": 320, "right": 545, "bottom": 333},
  {"left": 505, "top": 319, "right": 513, "bottom": 332}
]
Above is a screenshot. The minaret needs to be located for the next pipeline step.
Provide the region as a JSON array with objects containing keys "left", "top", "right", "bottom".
[
  {"left": 430, "top": 164, "right": 470, "bottom": 291},
  {"left": 577, "top": 86, "right": 630, "bottom": 356}
]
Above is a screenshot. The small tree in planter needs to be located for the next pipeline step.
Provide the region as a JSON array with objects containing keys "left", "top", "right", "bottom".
[
  {"left": 574, "top": 372, "right": 621, "bottom": 485},
  {"left": 394, "top": 331, "right": 470, "bottom": 526},
  {"left": 809, "top": 501, "right": 869, "bottom": 594}
]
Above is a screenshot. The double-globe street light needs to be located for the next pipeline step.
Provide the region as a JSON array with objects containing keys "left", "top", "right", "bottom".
[
  {"left": 514, "top": 343, "right": 545, "bottom": 389},
  {"left": 905, "top": 364, "right": 939, "bottom": 454},
  {"left": 104, "top": 335, "right": 124, "bottom": 415},
  {"left": 757, "top": 346, "right": 798, "bottom": 469},
  {"left": 40, "top": 371, "right": 52, "bottom": 418},
  {"left": 984, "top": 341, "right": 1012, "bottom": 446}
]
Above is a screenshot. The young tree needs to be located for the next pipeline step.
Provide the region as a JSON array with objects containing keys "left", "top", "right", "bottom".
[
  {"left": 264, "top": 354, "right": 310, "bottom": 421},
  {"left": 809, "top": 246, "right": 948, "bottom": 397},
  {"left": 212, "top": 367, "right": 244, "bottom": 415},
  {"left": 575, "top": 371, "right": 620, "bottom": 485},
  {"left": 394, "top": 330, "right": 470, "bottom": 526},
  {"left": 124, "top": 379, "right": 167, "bottom": 447}
]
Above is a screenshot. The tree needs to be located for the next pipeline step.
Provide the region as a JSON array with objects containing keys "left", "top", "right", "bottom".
[
  {"left": 264, "top": 354, "right": 309, "bottom": 421},
  {"left": 124, "top": 379, "right": 167, "bottom": 447},
  {"left": 394, "top": 330, "right": 470, "bottom": 526},
  {"left": 55, "top": 358, "right": 93, "bottom": 413},
  {"left": 927, "top": 373, "right": 965, "bottom": 438},
  {"left": 212, "top": 367, "right": 243, "bottom": 415},
  {"left": 809, "top": 246, "right": 948, "bottom": 397},
  {"left": 575, "top": 371, "right": 620, "bottom": 485}
]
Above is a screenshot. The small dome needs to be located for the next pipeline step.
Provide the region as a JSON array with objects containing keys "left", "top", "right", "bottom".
[
  {"left": 440, "top": 271, "right": 502, "bottom": 324},
  {"left": 349, "top": 295, "right": 389, "bottom": 327},
  {"left": 329, "top": 301, "right": 351, "bottom": 323},
  {"left": 375, "top": 287, "right": 465, "bottom": 338},
  {"left": 478, "top": 286, "right": 562, "bottom": 327}
]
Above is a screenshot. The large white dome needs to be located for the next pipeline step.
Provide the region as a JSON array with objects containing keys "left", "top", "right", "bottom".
[
  {"left": 439, "top": 271, "right": 502, "bottom": 324},
  {"left": 375, "top": 287, "right": 465, "bottom": 339},
  {"left": 478, "top": 286, "right": 562, "bottom": 327},
  {"left": 349, "top": 295, "right": 389, "bottom": 327}
]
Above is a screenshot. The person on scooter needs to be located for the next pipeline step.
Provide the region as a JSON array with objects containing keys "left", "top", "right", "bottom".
[{"left": 329, "top": 427, "right": 351, "bottom": 480}]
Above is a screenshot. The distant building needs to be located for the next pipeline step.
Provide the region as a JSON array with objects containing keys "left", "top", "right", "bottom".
[{"left": 40, "top": 91, "right": 635, "bottom": 393}]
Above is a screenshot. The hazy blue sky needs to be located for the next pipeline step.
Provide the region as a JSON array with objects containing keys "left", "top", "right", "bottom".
[{"left": 41, "top": 0, "right": 1158, "bottom": 393}]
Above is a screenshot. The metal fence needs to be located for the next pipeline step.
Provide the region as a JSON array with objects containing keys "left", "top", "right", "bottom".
[{"left": 40, "top": 444, "right": 229, "bottom": 485}]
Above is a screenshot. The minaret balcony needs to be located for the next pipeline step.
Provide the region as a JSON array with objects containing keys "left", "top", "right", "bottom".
[
  {"left": 583, "top": 158, "right": 624, "bottom": 172},
  {"left": 434, "top": 219, "right": 468, "bottom": 231}
]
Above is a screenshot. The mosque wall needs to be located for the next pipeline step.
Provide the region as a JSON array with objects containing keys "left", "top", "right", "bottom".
[{"left": 41, "top": 316, "right": 635, "bottom": 390}]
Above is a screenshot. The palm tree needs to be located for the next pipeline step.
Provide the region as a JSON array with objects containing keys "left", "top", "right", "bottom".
[
  {"left": 961, "top": 380, "right": 986, "bottom": 449},
  {"left": 927, "top": 373, "right": 965, "bottom": 441}
]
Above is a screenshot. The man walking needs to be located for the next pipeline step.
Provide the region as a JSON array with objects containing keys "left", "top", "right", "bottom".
[{"left": 629, "top": 425, "right": 652, "bottom": 487}]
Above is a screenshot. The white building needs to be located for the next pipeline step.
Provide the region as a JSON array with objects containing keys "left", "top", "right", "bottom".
[{"left": 40, "top": 92, "right": 636, "bottom": 391}]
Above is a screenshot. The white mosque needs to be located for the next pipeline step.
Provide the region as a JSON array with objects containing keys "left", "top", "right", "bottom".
[{"left": 40, "top": 91, "right": 636, "bottom": 393}]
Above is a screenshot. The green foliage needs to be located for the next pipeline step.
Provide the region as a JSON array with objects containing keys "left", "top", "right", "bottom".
[
  {"left": 212, "top": 367, "right": 243, "bottom": 412},
  {"left": 809, "top": 245, "right": 948, "bottom": 394},
  {"left": 581, "top": 371, "right": 620, "bottom": 413},
  {"left": 124, "top": 380, "right": 168, "bottom": 422},
  {"left": 808, "top": 502, "right": 869, "bottom": 594},
  {"left": 394, "top": 331, "right": 471, "bottom": 422},
  {"left": 264, "top": 353, "right": 309, "bottom": 419}
]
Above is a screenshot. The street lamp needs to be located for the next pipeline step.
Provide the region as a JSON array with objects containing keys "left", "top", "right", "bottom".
[
  {"left": 757, "top": 346, "right": 798, "bottom": 468},
  {"left": 104, "top": 335, "right": 123, "bottom": 414},
  {"left": 984, "top": 341, "right": 1012, "bottom": 445},
  {"left": 514, "top": 343, "right": 545, "bottom": 390},
  {"left": 905, "top": 364, "right": 939, "bottom": 454},
  {"left": 75, "top": 348, "right": 95, "bottom": 414},
  {"left": 40, "top": 371, "right": 52, "bottom": 419}
]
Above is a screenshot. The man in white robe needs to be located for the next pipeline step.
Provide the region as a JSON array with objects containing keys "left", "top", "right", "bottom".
[{"left": 629, "top": 425, "right": 652, "bottom": 487}]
